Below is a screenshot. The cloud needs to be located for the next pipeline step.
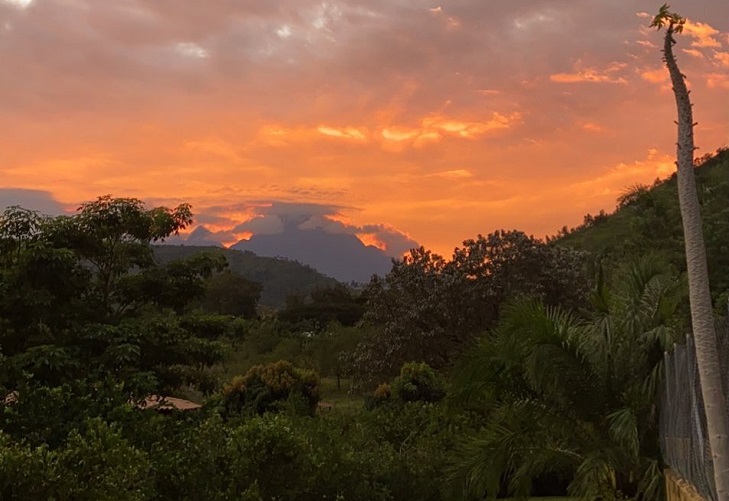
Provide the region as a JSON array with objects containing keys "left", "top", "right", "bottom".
[
  {"left": 316, "top": 125, "right": 368, "bottom": 140},
  {"left": 358, "top": 224, "right": 419, "bottom": 256},
  {"left": 640, "top": 67, "right": 669, "bottom": 85},
  {"left": 706, "top": 73, "right": 729, "bottom": 89},
  {"left": 1, "top": 0, "right": 32, "bottom": 10},
  {"left": 0, "top": 0, "right": 726, "bottom": 257},
  {"left": 683, "top": 20, "right": 722, "bottom": 48},
  {"left": 429, "top": 169, "right": 474, "bottom": 179},
  {"left": 175, "top": 42, "right": 209, "bottom": 59},
  {"left": 174, "top": 200, "right": 418, "bottom": 258},
  {"left": 232, "top": 214, "right": 285, "bottom": 235},
  {"left": 550, "top": 62, "right": 628, "bottom": 84},
  {"left": 0, "top": 188, "right": 66, "bottom": 215},
  {"left": 714, "top": 51, "right": 729, "bottom": 67}
]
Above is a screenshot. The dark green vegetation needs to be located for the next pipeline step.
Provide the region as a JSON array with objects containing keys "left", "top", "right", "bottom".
[
  {"left": 155, "top": 245, "right": 340, "bottom": 310},
  {"left": 0, "top": 150, "right": 728, "bottom": 499},
  {"left": 558, "top": 148, "right": 729, "bottom": 306}
]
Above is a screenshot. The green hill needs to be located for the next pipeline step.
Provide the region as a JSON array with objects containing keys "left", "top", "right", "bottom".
[
  {"left": 557, "top": 147, "right": 729, "bottom": 305},
  {"left": 154, "top": 245, "right": 340, "bottom": 309}
]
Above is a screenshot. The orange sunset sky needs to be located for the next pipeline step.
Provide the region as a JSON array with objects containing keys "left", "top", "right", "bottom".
[{"left": 1, "top": 0, "right": 727, "bottom": 258}]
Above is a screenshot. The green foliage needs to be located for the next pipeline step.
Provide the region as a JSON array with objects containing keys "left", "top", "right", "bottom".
[
  {"left": 0, "top": 419, "right": 151, "bottom": 500},
  {"left": 0, "top": 196, "right": 234, "bottom": 389},
  {"left": 279, "top": 284, "right": 366, "bottom": 330},
  {"left": 200, "top": 270, "right": 262, "bottom": 318},
  {"left": 650, "top": 4, "right": 685, "bottom": 32},
  {"left": 0, "top": 431, "right": 57, "bottom": 500},
  {"left": 56, "top": 418, "right": 152, "bottom": 500},
  {"left": 351, "top": 230, "right": 590, "bottom": 384},
  {"left": 559, "top": 148, "right": 729, "bottom": 307},
  {"left": 373, "top": 383, "right": 392, "bottom": 402},
  {"left": 392, "top": 362, "right": 445, "bottom": 403},
  {"left": 450, "top": 258, "right": 684, "bottom": 500},
  {"left": 227, "top": 414, "right": 312, "bottom": 498},
  {"left": 113, "top": 402, "right": 475, "bottom": 501},
  {"left": 0, "top": 379, "right": 131, "bottom": 448},
  {"left": 154, "top": 245, "right": 340, "bottom": 309},
  {"left": 4, "top": 182, "right": 720, "bottom": 500},
  {"left": 2, "top": 194, "right": 488, "bottom": 500},
  {"left": 222, "top": 360, "right": 320, "bottom": 416},
  {"left": 223, "top": 320, "right": 367, "bottom": 382}
]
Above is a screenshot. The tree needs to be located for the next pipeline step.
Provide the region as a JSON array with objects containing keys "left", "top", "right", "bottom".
[
  {"left": 652, "top": 6, "right": 729, "bottom": 497},
  {"left": 221, "top": 360, "right": 320, "bottom": 416},
  {"left": 349, "top": 231, "right": 589, "bottom": 384},
  {"left": 278, "top": 284, "right": 365, "bottom": 330},
  {"left": 391, "top": 362, "right": 445, "bottom": 403},
  {"left": 201, "top": 270, "right": 261, "bottom": 318},
  {"left": 46, "top": 196, "right": 193, "bottom": 321},
  {"left": 0, "top": 197, "right": 230, "bottom": 415},
  {"left": 450, "top": 258, "right": 684, "bottom": 500}
]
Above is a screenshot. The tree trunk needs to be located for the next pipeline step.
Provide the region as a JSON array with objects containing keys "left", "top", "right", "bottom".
[{"left": 663, "top": 24, "right": 729, "bottom": 501}]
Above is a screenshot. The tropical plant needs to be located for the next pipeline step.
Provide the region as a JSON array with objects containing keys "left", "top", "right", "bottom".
[
  {"left": 450, "top": 259, "right": 684, "bottom": 500},
  {"left": 652, "top": 5, "right": 729, "bottom": 497}
]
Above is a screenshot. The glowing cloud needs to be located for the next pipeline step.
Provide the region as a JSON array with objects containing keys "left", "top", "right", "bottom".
[
  {"left": 1, "top": 0, "right": 32, "bottom": 9},
  {"left": 682, "top": 48, "right": 704, "bottom": 59},
  {"left": 640, "top": 67, "right": 669, "bottom": 85},
  {"left": 356, "top": 232, "right": 387, "bottom": 251},
  {"left": 381, "top": 112, "right": 521, "bottom": 149},
  {"left": 316, "top": 126, "right": 368, "bottom": 140},
  {"left": 713, "top": 51, "right": 729, "bottom": 68},
  {"left": 582, "top": 122, "right": 604, "bottom": 133},
  {"left": 551, "top": 62, "right": 628, "bottom": 84},
  {"left": 683, "top": 20, "right": 721, "bottom": 48},
  {"left": 0, "top": 0, "right": 726, "bottom": 258},
  {"left": 429, "top": 169, "right": 474, "bottom": 179},
  {"left": 175, "top": 42, "right": 209, "bottom": 59},
  {"left": 706, "top": 73, "right": 729, "bottom": 89}
]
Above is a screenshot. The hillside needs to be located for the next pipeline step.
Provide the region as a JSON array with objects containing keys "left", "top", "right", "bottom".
[
  {"left": 154, "top": 245, "right": 340, "bottom": 309},
  {"left": 558, "top": 148, "right": 729, "bottom": 304}
]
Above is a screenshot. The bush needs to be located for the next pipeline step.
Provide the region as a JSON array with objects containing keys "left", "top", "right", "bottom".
[
  {"left": 392, "top": 362, "right": 445, "bottom": 403},
  {"left": 374, "top": 383, "right": 392, "bottom": 402},
  {"left": 227, "top": 415, "right": 311, "bottom": 499},
  {"left": 0, "top": 419, "right": 151, "bottom": 501},
  {"left": 222, "top": 360, "right": 320, "bottom": 416}
]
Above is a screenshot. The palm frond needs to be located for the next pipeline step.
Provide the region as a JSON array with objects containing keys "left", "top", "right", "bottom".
[{"left": 606, "top": 408, "right": 640, "bottom": 459}]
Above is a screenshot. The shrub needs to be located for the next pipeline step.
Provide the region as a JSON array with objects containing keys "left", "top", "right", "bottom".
[
  {"left": 222, "top": 360, "right": 320, "bottom": 416},
  {"left": 392, "top": 362, "right": 445, "bottom": 403},
  {"left": 373, "top": 383, "right": 392, "bottom": 402}
]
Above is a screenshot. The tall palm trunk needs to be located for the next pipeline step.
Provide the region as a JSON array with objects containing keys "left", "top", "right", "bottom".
[{"left": 661, "top": 20, "right": 729, "bottom": 501}]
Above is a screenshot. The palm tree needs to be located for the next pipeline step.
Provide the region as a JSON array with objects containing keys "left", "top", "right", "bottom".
[
  {"left": 651, "top": 6, "right": 729, "bottom": 499},
  {"left": 450, "top": 259, "right": 683, "bottom": 500}
]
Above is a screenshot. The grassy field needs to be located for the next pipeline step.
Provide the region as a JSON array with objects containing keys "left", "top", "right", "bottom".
[{"left": 318, "top": 376, "right": 364, "bottom": 414}]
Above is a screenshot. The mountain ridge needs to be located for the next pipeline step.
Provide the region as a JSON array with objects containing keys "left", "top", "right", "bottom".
[
  {"left": 230, "top": 227, "right": 393, "bottom": 283},
  {"left": 153, "top": 245, "right": 341, "bottom": 309}
]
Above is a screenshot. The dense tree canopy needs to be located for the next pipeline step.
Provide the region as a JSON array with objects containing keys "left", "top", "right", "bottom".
[
  {"left": 0, "top": 163, "right": 725, "bottom": 500},
  {"left": 0, "top": 197, "right": 230, "bottom": 404},
  {"left": 348, "top": 230, "right": 590, "bottom": 383}
]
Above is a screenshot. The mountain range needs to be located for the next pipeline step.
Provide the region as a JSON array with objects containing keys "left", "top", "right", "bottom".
[{"left": 230, "top": 228, "right": 393, "bottom": 284}]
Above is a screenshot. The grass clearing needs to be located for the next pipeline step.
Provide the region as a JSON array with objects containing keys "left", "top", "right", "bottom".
[{"left": 318, "top": 376, "right": 364, "bottom": 414}]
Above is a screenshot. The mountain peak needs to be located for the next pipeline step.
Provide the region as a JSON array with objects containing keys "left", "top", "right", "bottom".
[{"left": 231, "top": 227, "right": 393, "bottom": 283}]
